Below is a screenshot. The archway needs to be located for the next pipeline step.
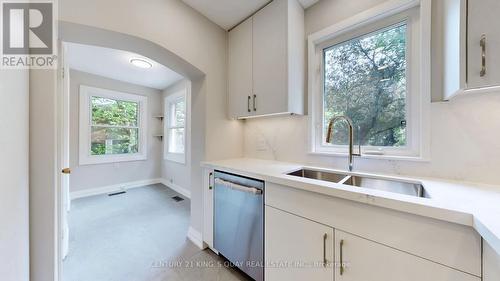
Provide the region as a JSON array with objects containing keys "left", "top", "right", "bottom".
[{"left": 56, "top": 21, "right": 207, "bottom": 280}]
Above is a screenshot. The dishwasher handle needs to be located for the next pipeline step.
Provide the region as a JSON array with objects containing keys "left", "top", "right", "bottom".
[{"left": 214, "top": 178, "right": 263, "bottom": 195}]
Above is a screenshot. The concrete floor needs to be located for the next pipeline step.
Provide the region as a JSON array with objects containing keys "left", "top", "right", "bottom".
[{"left": 63, "top": 184, "right": 250, "bottom": 281}]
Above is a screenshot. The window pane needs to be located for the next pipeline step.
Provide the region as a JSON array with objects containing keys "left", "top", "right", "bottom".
[
  {"left": 168, "top": 128, "right": 185, "bottom": 154},
  {"left": 91, "top": 96, "right": 139, "bottom": 127},
  {"left": 90, "top": 127, "right": 139, "bottom": 155},
  {"left": 323, "top": 23, "right": 407, "bottom": 147},
  {"left": 169, "top": 98, "right": 185, "bottom": 127}
]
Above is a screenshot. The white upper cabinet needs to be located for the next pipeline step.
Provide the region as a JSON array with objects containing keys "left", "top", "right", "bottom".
[
  {"left": 441, "top": 0, "right": 500, "bottom": 99},
  {"left": 228, "top": 17, "right": 253, "bottom": 118},
  {"left": 252, "top": 0, "right": 288, "bottom": 116},
  {"left": 466, "top": 0, "right": 500, "bottom": 89},
  {"left": 439, "top": 0, "right": 467, "bottom": 100},
  {"left": 228, "top": 0, "right": 304, "bottom": 119}
]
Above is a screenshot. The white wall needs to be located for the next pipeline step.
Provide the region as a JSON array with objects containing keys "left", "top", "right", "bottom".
[
  {"left": 304, "top": 0, "right": 387, "bottom": 35},
  {"left": 69, "top": 70, "right": 162, "bottom": 192},
  {"left": 161, "top": 80, "right": 192, "bottom": 194},
  {"left": 0, "top": 70, "right": 29, "bottom": 281},
  {"left": 30, "top": 68, "right": 58, "bottom": 281},
  {"left": 243, "top": 0, "right": 500, "bottom": 186}
]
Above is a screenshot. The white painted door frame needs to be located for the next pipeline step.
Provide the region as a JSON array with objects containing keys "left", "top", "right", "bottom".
[{"left": 56, "top": 40, "right": 71, "bottom": 279}]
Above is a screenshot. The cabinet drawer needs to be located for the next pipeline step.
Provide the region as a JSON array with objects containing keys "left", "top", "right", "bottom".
[{"left": 265, "top": 183, "right": 482, "bottom": 276}]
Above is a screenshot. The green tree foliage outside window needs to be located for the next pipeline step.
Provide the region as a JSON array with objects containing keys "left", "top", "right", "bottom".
[
  {"left": 90, "top": 96, "right": 140, "bottom": 155},
  {"left": 323, "top": 23, "right": 407, "bottom": 147}
]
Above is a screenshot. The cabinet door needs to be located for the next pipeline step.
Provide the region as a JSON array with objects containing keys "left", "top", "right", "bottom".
[
  {"left": 467, "top": 0, "right": 500, "bottom": 88},
  {"left": 202, "top": 169, "right": 214, "bottom": 248},
  {"left": 335, "top": 230, "right": 479, "bottom": 281},
  {"left": 228, "top": 17, "right": 253, "bottom": 118},
  {"left": 252, "top": 0, "right": 288, "bottom": 115},
  {"left": 265, "top": 206, "right": 334, "bottom": 281},
  {"left": 483, "top": 240, "right": 500, "bottom": 281}
]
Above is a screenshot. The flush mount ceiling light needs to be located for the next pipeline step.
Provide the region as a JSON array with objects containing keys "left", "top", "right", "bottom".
[{"left": 130, "top": 58, "right": 153, "bottom": 69}]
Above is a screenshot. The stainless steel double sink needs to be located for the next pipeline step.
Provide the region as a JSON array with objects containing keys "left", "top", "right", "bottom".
[{"left": 287, "top": 168, "right": 429, "bottom": 198}]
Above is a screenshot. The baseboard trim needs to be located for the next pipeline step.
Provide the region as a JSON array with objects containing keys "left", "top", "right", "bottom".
[
  {"left": 187, "top": 226, "right": 205, "bottom": 249},
  {"left": 70, "top": 178, "right": 162, "bottom": 200},
  {"left": 161, "top": 179, "right": 191, "bottom": 199}
]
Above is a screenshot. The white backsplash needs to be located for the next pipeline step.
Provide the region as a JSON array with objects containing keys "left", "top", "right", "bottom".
[{"left": 243, "top": 92, "right": 500, "bottom": 186}]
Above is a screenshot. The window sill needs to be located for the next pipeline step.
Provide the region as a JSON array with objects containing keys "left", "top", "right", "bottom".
[
  {"left": 309, "top": 151, "right": 430, "bottom": 162},
  {"left": 79, "top": 154, "right": 147, "bottom": 165},
  {"left": 165, "top": 153, "right": 186, "bottom": 165}
]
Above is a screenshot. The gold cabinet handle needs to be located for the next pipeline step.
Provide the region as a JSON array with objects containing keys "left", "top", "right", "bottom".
[
  {"left": 340, "top": 239, "right": 345, "bottom": 275},
  {"left": 323, "top": 233, "right": 328, "bottom": 267},
  {"left": 62, "top": 168, "right": 71, "bottom": 174},
  {"left": 247, "top": 96, "right": 251, "bottom": 112},
  {"left": 480, "top": 35, "right": 486, "bottom": 77}
]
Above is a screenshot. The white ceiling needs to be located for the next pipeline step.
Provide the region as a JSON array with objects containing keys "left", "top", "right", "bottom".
[
  {"left": 66, "top": 43, "right": 183, "bottom": 90},
  {"left": 182, "top": 0, "right": 319, "bottom": 30}
]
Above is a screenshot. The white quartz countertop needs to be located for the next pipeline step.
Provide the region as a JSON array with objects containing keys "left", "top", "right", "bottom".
[{"left": 202, "top": 158, "right": 500, "bottom": 256}]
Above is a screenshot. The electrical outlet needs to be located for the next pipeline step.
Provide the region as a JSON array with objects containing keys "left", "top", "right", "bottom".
[{"left": 257, "top": 136, "right": 267, "bottom": 151}]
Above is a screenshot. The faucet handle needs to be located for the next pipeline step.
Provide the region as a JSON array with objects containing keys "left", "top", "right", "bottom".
[{"left": 354, "top": 125, "right": 362, "bottom": 156}]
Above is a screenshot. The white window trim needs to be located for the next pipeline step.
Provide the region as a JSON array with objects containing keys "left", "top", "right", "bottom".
[
  {"left": 79, "top": 85, "right": 148, "bottom": 165},
  {"left": 164, "top": 83, "right": 190, "bottom": 164},
  {"left": 307, "top": 0, "right": 431, "bottom": 161}
]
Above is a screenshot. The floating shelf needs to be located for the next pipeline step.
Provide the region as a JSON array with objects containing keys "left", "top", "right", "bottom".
[{"left": 153, "top": 134, "right": 163, "bottom": 140}]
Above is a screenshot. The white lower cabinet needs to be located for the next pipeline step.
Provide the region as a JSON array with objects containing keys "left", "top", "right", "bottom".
[
  {"left": 202, "top": 168, "right": 214, "bottom": 248},
  {"left": 265, "top": 206, "right": 334, "bottom": 281},
  {"left": 264, "top": 205, "right": 481, "bottom": 281},
  {"left": 334, "top": 230, "right": 480, "bottom": 281},
  {"left": 483, "top": 239, "right": 500, "bottom": 281}
]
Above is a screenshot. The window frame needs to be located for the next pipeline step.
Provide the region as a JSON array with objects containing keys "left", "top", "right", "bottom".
[
  {"left": 79, "top": 85, "right": 148, "bottom": 165},
  {"left": 308, "top": 0, "right": 431, "bottom": 161},
  {"left": 164, "top": 87, "right": 188, "bottom": 164}
]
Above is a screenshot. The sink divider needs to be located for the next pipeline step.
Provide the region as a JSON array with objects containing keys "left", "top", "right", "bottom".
[{"left": 338, "top": 175, "right": 352, "bottom": 185}]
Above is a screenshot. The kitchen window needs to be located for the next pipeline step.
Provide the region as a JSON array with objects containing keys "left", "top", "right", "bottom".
[
  {"left": 164, "top": 89, "right": 187, "bottom": 164},
  {"left": 309, "top": 4, "right": 429, "bottom": 159},
  {"left": 324, "top": 22, "right": 408, "bottom": 147},
  {"left": 79, "top": 86, "right": 148, "bottom": 165}
]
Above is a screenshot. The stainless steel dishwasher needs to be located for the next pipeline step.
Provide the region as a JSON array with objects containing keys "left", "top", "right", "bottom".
[{"left": 214, "top": 171, "right": 264, "bottom": 281}]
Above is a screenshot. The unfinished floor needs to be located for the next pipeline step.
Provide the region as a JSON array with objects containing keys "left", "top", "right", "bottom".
[{"left": 63, "top": 184, "right": 249, "bottom": 281}]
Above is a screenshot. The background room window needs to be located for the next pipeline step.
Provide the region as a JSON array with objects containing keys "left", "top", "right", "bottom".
[
  {"left": 90, "top": 96, "right": 140, "bottom": 155},
  {"left": 310, "top": 5, "right": 427, "bottom": 159},
  {"left": 164, "top": 90, "right": 186, "bottom": 163},
  {"left": 79, "top": 86, "right": 148, "bottom": 165}
]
